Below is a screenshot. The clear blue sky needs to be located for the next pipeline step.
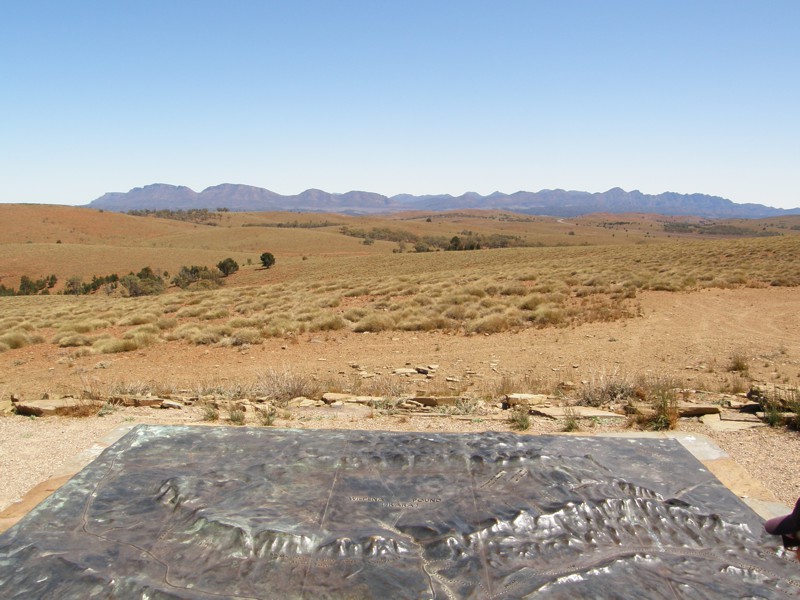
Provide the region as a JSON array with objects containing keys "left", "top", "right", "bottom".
[{"left": 1, "top": 1, "right": 798, "bottom": 208}]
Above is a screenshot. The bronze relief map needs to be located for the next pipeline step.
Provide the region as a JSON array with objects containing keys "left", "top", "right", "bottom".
[{"left": 0, "top": 426, "right": 798, "bottom": 598}]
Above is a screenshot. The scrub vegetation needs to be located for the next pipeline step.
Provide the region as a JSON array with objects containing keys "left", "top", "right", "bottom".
[{"left": 0, "top": 206, "right": 799, "bottom": 357}]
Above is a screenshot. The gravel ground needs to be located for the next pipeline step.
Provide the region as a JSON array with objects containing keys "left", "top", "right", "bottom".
[{"left": 1, "top": 408, "right": 798, "bottom": 515}]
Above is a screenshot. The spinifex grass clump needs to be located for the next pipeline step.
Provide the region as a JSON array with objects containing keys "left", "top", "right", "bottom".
[
  {"left": 627, "top": 377, "right": 679, "bottom": 431},
  {"left": 255, "top": 405, "right": 278, "bottom": 426},
  {"left": 727, "top": 350, "right": 749, "bottom": 374},
  {"left": 562, "top": 406, "right": 580, "bottom": 432},
  {"left": 508, "top": 406, "right": 531, "bottom": 431},
  {"left": 201, "top": 403, "right": 220, "bottom": 422},
  {"left": 749, "top": 384, "right": 800, "bottom": 429},
  {"left": 227, "top": 406, "right": 246, "bottom": 425},
  {"left": 255, "top": 368, "right": 321, "bottom": 407},
  {"left": 578, "top": 373, "right": 639, "bottom": 408}
]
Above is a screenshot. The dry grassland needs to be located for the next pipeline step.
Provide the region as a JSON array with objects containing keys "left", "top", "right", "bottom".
[
  {"left": 2, "top": 227, "right": 799, "bottom": 358},
  {"left": 1, "top": 205, "right": 799, "bottom": 399}
]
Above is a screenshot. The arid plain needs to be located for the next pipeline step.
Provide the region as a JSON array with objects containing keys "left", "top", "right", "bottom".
[{"left": 1, "top": 205, "right": 799, "bottom": 516}]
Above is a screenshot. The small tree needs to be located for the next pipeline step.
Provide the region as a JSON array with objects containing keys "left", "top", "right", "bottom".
[
  {"left": 217, "top": 257, "right": 239, "bottom": 276},
  {"left": 260, "top": 252, "right": 276, "bottom": 269},
  {"left": 64, "top": 276, "right": 83, "bottom": 295}
]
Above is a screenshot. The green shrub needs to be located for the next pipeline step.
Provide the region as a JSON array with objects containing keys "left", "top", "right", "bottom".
[
  {"left": 217, "top": 258, "right": 239, "bottom": 276},
  {"left": 119, "top": 267, "right": 165, "bottom": 296},
  {"left": 172, "top": 265, "right": 223, "bottom": 290},
  {"left": 260, "top": 252, "right": 276, "bottom": 269}
]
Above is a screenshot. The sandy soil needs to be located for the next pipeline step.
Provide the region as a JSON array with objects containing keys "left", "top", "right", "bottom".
[{"left": 1, "top": 287, "right": 799, "bottom": 514}]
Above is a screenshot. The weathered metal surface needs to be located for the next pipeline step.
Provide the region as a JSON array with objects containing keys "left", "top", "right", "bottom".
[{"left": 0, "top": 426, "right": 797, "bottom": 598}]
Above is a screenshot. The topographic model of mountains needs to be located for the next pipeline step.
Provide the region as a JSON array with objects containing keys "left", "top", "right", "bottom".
[
  {"left": 85, "top": 183, "right": 800, "bottom": 218},
  {"left": 1, "top": 427, "right": 797, "bottom": 599}
]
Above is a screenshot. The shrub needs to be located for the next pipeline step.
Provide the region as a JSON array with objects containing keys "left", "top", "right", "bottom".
[
  {"left": 217, "top": 258, "right": 239, "bottom": 276},
  {"left": 628, "top": 378, "right": 679, "bottom": 430},
  {"left": 118, "top": 267, "right": 165, "bottom": 296},
  {"left": 172, "top": 265, "right": 223, "bottom": 290},
  {"left": 17, "top": 274, "right": 56, "bottom": 295},
  {"left": 260, "top": 252, "right": 276, "bottom": 269},
  {"left": 579, "top": 376, "right": 637, "bottom": 407},
  {"left": 727, "top": 350, "right": 749, "bottom": 374}
]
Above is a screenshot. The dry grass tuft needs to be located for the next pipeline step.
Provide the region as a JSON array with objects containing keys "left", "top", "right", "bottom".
[
  {"left": 256, "top": 368, "right": 321, "bottom": 406},
  {"left": 727, "top": 350, "right": 750, "bottom": 374},
  {"left": 0, "top": 331, "right": 30, "bottom": 350},
  {"left": 508, "top": 406, "right": 531, "bottom": 430},
  {"left": 353, "top": 314, "right": 395, "bottom": 333}
]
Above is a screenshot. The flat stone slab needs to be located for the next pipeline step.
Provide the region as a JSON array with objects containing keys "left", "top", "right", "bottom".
[
  {"left": 13, "top": 397, "right": 86, "bottom": 416},
  {"left": 503, "top": 393, "right": 551, "bottom": 407},
  {"left": 701, "top": 413, "right": 765, "bottom": 432},
  {"left": 719, "top": 410, "right": 763, "bottom": 423},
  {"left": 0, "top": 426, "right": 798, "bottom": 599},
  {"left": 677, "top": 402, "right": 720, "bottom": 417},
  {"left": 531, "top": 406, "right": 626, "bottom": 419}
]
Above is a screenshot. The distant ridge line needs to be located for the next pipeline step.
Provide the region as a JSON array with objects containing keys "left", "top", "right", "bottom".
[{"left": 84, "top": 183, "right": 800, "bottom": 219}]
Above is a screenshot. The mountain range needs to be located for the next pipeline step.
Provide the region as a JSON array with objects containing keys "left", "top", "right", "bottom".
[{"left": 85, "top": 183, "right": 800, "bottom": 219}]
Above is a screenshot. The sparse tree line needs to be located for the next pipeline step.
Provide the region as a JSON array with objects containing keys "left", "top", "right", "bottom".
[
  {"left": 662, "top": 222, "right": 781, "bottom": 237},
  {"left": 1, "top": 253, "right": 275, "bottom": 298},
  {"left": 338, "top": 226, "right": 528, "bottom": 252},
  {"left": 0, "top": 274, "right": 58, "bottom": 296},
  {"left": 127, "top": 208, "right": 224, "bottom": 225},
  {"left": 242, "top": 220, "right": 340, "bottom": 229}
]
